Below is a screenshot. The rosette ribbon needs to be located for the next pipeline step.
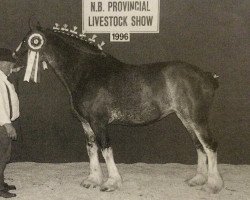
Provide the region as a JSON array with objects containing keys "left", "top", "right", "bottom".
[{"left": 24, "top": 32, "right": 45, "bottom": 83}]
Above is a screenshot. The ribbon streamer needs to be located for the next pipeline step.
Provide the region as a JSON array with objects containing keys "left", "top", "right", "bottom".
[
  {"left": 33, "top": 52, "right": 39, "bottom": 82},
  {"left": 24, "top": 50, "right": 40, "bottom": 83}
]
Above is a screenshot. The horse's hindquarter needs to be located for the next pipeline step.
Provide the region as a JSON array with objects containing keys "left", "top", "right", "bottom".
[{"left": 160, "top": 61, "right": 217, "bottom": 117}]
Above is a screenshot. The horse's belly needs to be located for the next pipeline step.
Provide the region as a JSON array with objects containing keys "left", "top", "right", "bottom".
[
  {"left": 107, "top": 70, "right": 172, "bottom": 125},
  {"left": 109, "top": 103, "right": 165, "bottom": 125}
]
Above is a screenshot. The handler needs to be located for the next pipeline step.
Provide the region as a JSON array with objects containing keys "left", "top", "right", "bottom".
[{"left": 0, "top": 48, "right": 19, "bottom": 198}]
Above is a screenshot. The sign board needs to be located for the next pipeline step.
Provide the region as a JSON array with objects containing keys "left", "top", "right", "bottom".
[{"left": 82, "top": 0, "right": 160, "bottom": 37}]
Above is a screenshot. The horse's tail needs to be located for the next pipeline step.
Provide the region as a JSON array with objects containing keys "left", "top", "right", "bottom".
[{"left": 205, "top": 72, "right": 219, "bottom": 90}]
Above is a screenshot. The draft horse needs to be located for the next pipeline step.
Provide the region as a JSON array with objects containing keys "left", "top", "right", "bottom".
[{"left": 14, "top": 24, "right": 224, "bottom": 193}]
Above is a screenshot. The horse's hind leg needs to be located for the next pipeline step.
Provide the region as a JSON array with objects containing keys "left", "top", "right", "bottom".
[
  {"left": 177, "top": 115, "right": 208, "bottom": 186},
  {"left": 90, "top": 120, "right": 122, "bottom": 192},
  {"left": 176, "top": 112, "right": 224, "bottom": 193},
  {"left": 192, "top": 124, "right": 223, "bottom": 194},
  {"left": 81, "top": 122, "right": 104, "bottom": 188},
  {"left": 101, "top": 147, "right": 122, "bottom": 191}
]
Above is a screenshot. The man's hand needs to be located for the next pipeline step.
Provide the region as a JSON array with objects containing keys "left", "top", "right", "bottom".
[{"left": 3, "top": 123, "right": 17, "bottom": 140}]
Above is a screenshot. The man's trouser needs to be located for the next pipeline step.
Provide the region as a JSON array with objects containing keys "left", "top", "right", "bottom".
[{"left": 0, "top": 126, "right": 11, "bottom": 191}]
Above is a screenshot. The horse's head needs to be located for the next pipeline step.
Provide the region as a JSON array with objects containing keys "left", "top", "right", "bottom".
[
  {"left": 13, "top": 21, "right": 50, "bottom": 82},
  {"left": 14, "top": 21, "right": 107, "bottom": 83},
  {"left": 14, "top": 20, "right": 43, "bottom": 62}
]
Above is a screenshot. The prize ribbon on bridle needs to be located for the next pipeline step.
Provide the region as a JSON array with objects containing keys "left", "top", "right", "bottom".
[{"left": 24, "top": 32, "right": 46, "bottom": 83}]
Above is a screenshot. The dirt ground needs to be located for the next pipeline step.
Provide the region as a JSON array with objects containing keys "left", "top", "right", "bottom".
[{"left": 4, "top": 162, "right": 250, "bottom": 200}]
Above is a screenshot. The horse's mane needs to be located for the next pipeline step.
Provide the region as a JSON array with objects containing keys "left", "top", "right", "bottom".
[
  {"left": 42, "top": 27, "right": 125, "bottom": 68},
  {"left": 44, "top": 28, "right": 106, "bottom": 57}
]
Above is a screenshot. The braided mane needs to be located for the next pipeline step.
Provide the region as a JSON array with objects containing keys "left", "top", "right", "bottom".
[{"left": 45, "top": 28, "right": 106, "bottom": 56}]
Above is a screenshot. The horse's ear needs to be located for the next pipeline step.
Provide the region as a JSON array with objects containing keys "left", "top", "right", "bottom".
[{"left": 29, "top": 16, "right": 42, "bottom": 31}]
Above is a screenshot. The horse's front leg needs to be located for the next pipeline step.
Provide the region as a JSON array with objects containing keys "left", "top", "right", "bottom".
[
  {"left": 91, "top": 120, "right": 122, "bottom": 192},
  {"left": 81, "top": 122, "right": 104, "bottom": 188}
]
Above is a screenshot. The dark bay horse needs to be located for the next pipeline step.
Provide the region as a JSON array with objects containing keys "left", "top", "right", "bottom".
[{"left": 14, "top": 24, "right": 223, "bottom": 193}]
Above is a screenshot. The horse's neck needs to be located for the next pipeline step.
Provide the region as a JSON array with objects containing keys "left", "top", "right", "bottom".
[
  {"left": 46, "top": 41, "right": 123, "bottom": 94},
  {"left": 46, "top": 46, "right": 93, "bottom": 93}
]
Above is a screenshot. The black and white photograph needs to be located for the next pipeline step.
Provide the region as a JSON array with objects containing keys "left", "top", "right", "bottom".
[{"left": 0, "top": 0, "right": 249, "bottom": 199}]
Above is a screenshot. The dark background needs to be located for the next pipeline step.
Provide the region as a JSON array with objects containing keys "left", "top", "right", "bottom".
[{"left": 0, "top": 0, "right": 249, "bottom": 164}]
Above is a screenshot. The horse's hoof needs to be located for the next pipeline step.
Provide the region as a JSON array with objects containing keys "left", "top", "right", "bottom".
[
  {"left": 81, "top": 176, "right": 103, "bottom": 189},
  {"left": 0, "top": 189, "right": 16, "bottom": 198},
  {"left": 100, "top": 177, "right": 122, "bottom": 192},
  {"left": 185, "top": 174, "right": 207, "bottom": 187},
  {"left": 201, "top": 174, "right": 224, "bottom": 194}
]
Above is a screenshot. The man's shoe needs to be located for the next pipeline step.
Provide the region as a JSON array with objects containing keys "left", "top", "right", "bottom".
[
  {"left": 0, "top": 189, "right": 16, "bottom": 198},
  {"left": 4, "top": 183, "right": 16, "bottom": 191}
]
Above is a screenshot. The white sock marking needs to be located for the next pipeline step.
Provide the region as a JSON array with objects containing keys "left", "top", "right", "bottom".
[{"left": 102, "top": 147, "right": 121, "bottom": 179}]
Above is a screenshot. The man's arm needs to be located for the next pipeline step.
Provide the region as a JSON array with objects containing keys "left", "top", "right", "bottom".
[{"left": 0, "top": 86, "right": 17, "bottom": 140}]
